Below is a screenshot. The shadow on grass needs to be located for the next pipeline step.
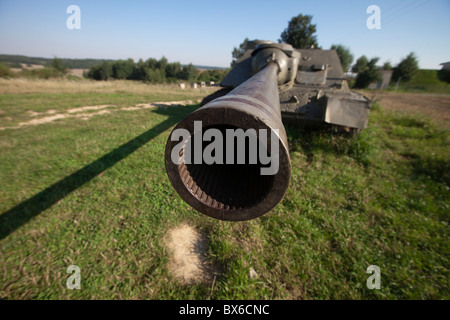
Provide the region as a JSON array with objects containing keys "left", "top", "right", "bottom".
[{"left": 0, "top": 105, "right": 199, "bottom": 240}]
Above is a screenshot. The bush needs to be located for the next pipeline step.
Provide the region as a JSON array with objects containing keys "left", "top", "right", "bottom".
[
  {"left": 66, "top": 75, "right": 82, "bottom": 81},
  {"left": 7, "top": 62, "right": 22, "bottom": 68},
  {"left": 112, "top": 59, "right": 134, "bottom": 79},
  {"left": 34, "top": 68, "right": 61, "bottom": 79},
  {"left": 19, "top": 67, "right": 61, "bottom": 79},
  {"left": 51, "top": 57, "right": 67, "bottom": 75},
  {"left": 438, "top": 69, "right": 450, "bottom": 84},
  {"left": 165, "top": 62, "right": 182, "bottom": 79},
  {"left": 144, "top": 68, "right": 165, "bottom": 84},
  {"left": 179, "top": 63, "right": 198, "bottom": 81},
  {"left": 87, "top": 62, "right": 112, "bottom": 80},
  {"left": 0, "top": 63, "right": 15, "bottom": 78}
]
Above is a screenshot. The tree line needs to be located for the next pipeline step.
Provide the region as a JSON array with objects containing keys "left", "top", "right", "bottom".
[
  {"left": 0, "top": 54, "right": 229, "bottom": 84},
  {"left": 0, "top": 54, "right": 114, "bottom": 69},
  {"left": 86, "top": 57, "right": 228, "bottom": 84}
]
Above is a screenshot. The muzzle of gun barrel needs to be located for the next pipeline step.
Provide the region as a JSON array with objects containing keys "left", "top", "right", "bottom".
[{"left": 165, "top": 62, "right": 291, "bottom": 221}]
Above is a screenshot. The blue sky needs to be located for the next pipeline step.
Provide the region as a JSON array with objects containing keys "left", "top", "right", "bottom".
[{"left": 0, "top": 0, "right": 449, "bottom": 69}]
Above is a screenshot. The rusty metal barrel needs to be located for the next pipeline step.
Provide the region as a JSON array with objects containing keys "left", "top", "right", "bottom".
[{"left": 165, "top": 62, "right": 291, "bottom": 221}]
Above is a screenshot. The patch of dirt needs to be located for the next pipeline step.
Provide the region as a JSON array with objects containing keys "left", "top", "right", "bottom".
[
  {"left": 27, "top": 109, "right": 59, "bottom": 117},
  {"left": 152, "top": 100, "right": 200, "bottom": 109},
  {"left": 21, "top": 114, "right": 68, "bottom": 126},
  {"left": 166, "top": 224, "right": 219, "bottom": 284},
  {"left": 0, "top": 100, "right": 198, "bottom": 130},
  {"left": 67, "top": 105, "right": 115, "bottom": 114},
  {"left": 363, "top": 91, "right": 450, "bottom": 128},
  {"left": 76, "top": 110, "right": 111, "bottom": 120},
  {"left": 121, "top": 105, "right": 154, "bottom": 111},
  {"left": 16, "top": 110, "right": 112, "bottom": 126},
  {"left": 153, "top": 100, "right": 197, "bottom": 106}
]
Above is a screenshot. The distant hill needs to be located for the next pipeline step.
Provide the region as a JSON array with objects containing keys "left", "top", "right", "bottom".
[
  {"left": 0, "top": 55, "right": 49, "bottom": 66},
  {"left": 0, "top": 54, "right": 226, "bottom": 70},
  {"left": 193, "top": 65, "right": 227, "bottom": 70},
  {"left": 0, "top": 54, "right": 114, "bottom": 69}
]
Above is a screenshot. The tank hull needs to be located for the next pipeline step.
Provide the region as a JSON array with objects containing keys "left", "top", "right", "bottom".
[{"left": 219, "top": 45, "right": 371, "bottom": 130}]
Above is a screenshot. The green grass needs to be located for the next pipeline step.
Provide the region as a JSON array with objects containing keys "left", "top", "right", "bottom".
[
  {"left": 0, "top": 87, "right": 449, "bottom": 299},
  {"left": 387, "top": 69, "right": 450, "bottom": 94},
  {"left": 0, "top": 92, "right": 202, "bottom": 127}
]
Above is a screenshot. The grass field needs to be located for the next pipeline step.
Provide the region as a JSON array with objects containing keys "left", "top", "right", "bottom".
[
  {"left": 0, "top": 79, "right": 449, "bottom": 299},
  {"left": 386, "top": 69, "right": 450, "bottom": 94}
]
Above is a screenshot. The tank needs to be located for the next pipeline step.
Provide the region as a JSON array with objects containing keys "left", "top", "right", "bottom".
[
  {"left": 165, "top": 40, "right": 370, "bottom": 221},
  {"left": 204, "top": 40, "right": 371, "bottom": 130}
]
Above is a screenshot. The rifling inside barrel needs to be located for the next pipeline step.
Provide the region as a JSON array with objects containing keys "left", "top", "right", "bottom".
[{"left": 165, "top": 62, "right": 291, "bottom": 221}]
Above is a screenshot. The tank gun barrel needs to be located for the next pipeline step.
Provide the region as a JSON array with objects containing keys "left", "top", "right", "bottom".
[
  {"left": 165, "top": 62, "right": 291, "bottom": 221},
  {"left": 164, "top": 40, "right": 370, "bottom": 221}
]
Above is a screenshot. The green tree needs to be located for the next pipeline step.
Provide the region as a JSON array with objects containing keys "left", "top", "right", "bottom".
[
  {"left": 330, "top": 44, "right": 353, "bottom": 72},
  {"left": 393, "top": 52, "right": 419, "bottom": 82},
  {"left": 279, "top": 14, "right": 318, "bottom": 49},
  {"left": 51, "top": 57, "right": 67, "bottom": 74},
  {"left": 180, "top": 63, "right": 198, "bottom": 81},
  {"left": 353, "top": 57, "right": 382, "bottom": 89},
  {"left": 112, "top": 59, "right": 134, "bottom": 79},
  {"left": 87, "top": 62, "right": 112, "bottom": 80},
  {"left": 157, "top": 56, "right": 168, "bottom": 71},
  {"left": 0, "top": 62, "right": 14, "bottom": 78},
  {"left": 165, "top": 62, "right": 182, "bottom": 79},
  {"left": 352, "top": 55, "right": 369, "bottom": 74},
  {"left": 131, "top": 59, "right": 146, "bottom": 80},
  {"left": 231, "top": 37, "right": 249, "bottom": 67},
  {"left": 86, "top": 56, "right": 204, "bottom": 84},
  {"left": 382, "top": 61, "right": 392, "bottom": 70},
  {"left": 145, "top": 58, "right": 158, "bottom": 70},
  {"left": 145, "top": 68, "right": 165, "bottom": 83},
  {"left": 198, "top": 70, "right": 211, "bottom": 82}
]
